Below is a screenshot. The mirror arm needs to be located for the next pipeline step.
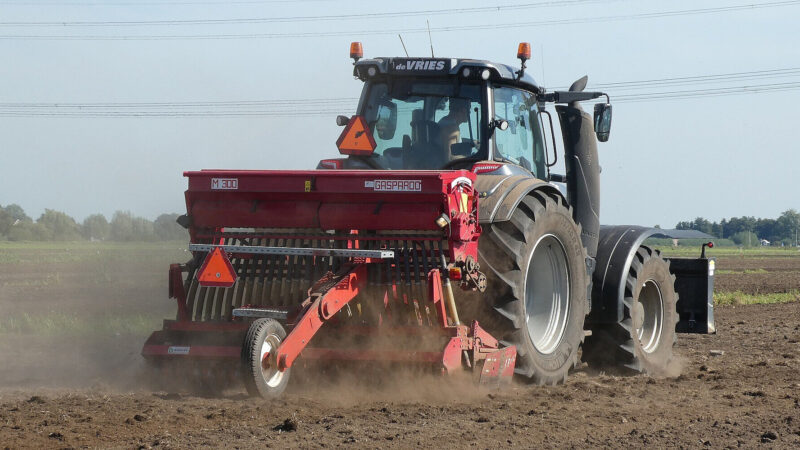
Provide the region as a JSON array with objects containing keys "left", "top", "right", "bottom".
[{"left": 538, "top": 91, "right": 607, "bottom": 104}]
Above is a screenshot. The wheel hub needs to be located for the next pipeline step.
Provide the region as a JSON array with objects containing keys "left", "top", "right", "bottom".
[
  {"left": 636, "top": 280, "right": 664, "bottom": 354},
  {"left": 524, "top": 234, "right": 571, "bottom": 355},
  {"left": 260, "top": 334, "right": 285, "bottom": 388}
]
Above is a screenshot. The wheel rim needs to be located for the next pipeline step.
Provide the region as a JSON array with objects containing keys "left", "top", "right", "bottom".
[
  {"left": 524, "top": 234, "right": 570, "bottom": 355},
  {"left": 636, "top": 280, "right": 663, "bottom": 354},
  {"left": 259, "top": 333, "right": 285, "bottom": 388}
]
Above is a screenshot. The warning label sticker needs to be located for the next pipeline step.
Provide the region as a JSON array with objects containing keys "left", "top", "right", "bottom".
[
  {"left": 211, "top": 178, "right": 238, "bottom": 190},
  {"left": 365, "top": 179, "right": 422, "bottom": 192}
]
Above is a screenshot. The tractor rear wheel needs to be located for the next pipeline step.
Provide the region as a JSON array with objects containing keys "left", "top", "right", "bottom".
[
  {"left": 242, "top": 318, "right": 291, "bottom": 398},
  {"left": 477, "top": 191, "right": 589, "bottom": 385},
  {"left": 583, "top": 246, "right": 678, "bottom": 375}
]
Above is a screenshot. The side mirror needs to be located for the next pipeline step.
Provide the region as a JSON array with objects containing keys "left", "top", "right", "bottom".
[
  {"left": 336, "top": 115, "right": 350, "bottom": 126},
  {"left": 375, "top": 100, "right": 397, "bottom": 140},
  {"left": 593, "top": 103, "right": 612, "bottom": 142}
]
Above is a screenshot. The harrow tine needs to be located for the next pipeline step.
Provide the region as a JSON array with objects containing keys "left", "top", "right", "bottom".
[
  {"left": 410, "top": 240, "right": 424, "bottom": 324},
  {"left": 284, "top": 237, "right": 296, "bottom": 303},
  {"left": 265, "top": 238, "right": 280, "bottom": 306},
  {"left": 274, "top": 238, "right": 288, "bottom": 307},
  {"left": 184, "top": 264, "right": 200, "bottom": 321},
  {"left": 250, "top": 237, "right": 266, "bottom": 307},
  {"left": 242, "top": 238, "right": 259, "bottom": 311},
  {"left": 195, "top": 274, "right": 210, "bottom": 321},
  {"left": 304, "top": 237, "right": 315, "bottom": 295}
]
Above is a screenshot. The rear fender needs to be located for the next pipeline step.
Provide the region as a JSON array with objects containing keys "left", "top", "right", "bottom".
[
  {"left": 589, "top": 225, "right": 716, "bottom": 334},
  {"left": 589, "top": 225, "right": 654, "bottom": 324}
]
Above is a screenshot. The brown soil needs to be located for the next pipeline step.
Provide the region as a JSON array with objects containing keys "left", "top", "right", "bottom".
[
  {"left": 1, "top": 302, "right": 799, "bottom": 449},
  {"left": 2, "top": 249, "right": 799, "bottom": 448},
  {"left": 714, "top": 256, "right": 800, "bottom": 295}
]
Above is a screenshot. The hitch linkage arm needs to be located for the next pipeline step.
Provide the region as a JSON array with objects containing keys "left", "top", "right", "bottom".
[{"left": 274, "top": 264, "right": 367, "bottom": 371}]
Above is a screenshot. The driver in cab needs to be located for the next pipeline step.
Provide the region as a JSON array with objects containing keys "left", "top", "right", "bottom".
[{"left": 436, "top": 98, "right": 471, "bottom": 163}]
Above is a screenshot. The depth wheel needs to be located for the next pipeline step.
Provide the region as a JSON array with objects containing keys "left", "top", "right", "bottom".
[
  {"left": 242, "top": 318, "right": 291, "bottom": 399},
  {"left": 477, "top": 191, "right": 589, "bottom": 385},
  {"left": 584, "top": 246, "right": 678, "bottom": 375}
]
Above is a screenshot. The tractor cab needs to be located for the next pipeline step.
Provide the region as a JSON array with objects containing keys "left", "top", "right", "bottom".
[
  {"left": 325, "top": 44, "right": 549, "bottom": 178},
  {"left": 324, "top": 42, "right": 612, "bottom": 181}
]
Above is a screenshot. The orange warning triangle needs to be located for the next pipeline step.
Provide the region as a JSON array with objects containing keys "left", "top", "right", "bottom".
[
  {"left": 196, "top": 247, "right": 237, "bottom": 287},
  {"left": 336, "top": 115, "right": 376, "bottom": 156}
]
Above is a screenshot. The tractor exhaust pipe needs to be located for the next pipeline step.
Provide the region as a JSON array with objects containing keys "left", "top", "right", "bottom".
[{"left": 555, "top": 101, "right": 600, "bottom": 259}]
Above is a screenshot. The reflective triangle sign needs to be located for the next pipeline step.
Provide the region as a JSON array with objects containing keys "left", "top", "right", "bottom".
[
  {"left": 336, "top": 115, "right": 376, "bottom": 156},
  {"left": 196, "top": 247, "right": 237, "bottom": 287}
]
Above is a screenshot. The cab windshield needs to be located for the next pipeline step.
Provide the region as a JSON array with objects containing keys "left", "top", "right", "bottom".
[{"left": 360, "top": 79, "right": 484, "bottom": 169}]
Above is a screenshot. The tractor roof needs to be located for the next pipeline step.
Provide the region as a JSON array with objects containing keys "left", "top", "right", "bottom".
[{"left": 353, "top": 57, "right": 542, "bottom": 94}]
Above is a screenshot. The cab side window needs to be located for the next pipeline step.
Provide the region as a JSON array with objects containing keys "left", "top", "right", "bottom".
[{"left": 492, "top": 86, "right": 546, "bottom": 178}]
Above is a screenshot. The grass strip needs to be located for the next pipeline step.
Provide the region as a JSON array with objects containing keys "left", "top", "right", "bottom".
[
  {"left": 0, "top": 312, "right": 166, "bottom": 337},
  {"left": 714, "top": 290, "right": 800, "bottom": 306},
  {"left": 657, "top": 247, "right": 800, "bottom": 258},
  {"left": 715, "top": 269, "right": 769, "bottom": 275}
]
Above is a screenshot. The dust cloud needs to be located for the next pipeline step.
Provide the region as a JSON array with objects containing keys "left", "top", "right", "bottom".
[{"left": 0, "top": 244, "right": 180, "bottom": 392}]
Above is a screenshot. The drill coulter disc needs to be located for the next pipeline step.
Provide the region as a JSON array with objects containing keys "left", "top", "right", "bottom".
[{"left": 242, "top": 318, "right": 291, "bottom": 398}]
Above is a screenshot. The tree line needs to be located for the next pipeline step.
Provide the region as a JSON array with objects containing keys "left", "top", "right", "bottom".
[
  {"left": 675, "top": 209, "right": 800, "bottom": 247},
  {"left": 0, "top": 204, "right": 187, "bottom": 242}
]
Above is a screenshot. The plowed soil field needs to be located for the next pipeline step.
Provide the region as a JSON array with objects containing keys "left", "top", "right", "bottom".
[
  {"left": 713, "top": 254, "right": 800, "bottom": 295},
  {"left": 1, "top": 244, "right": 799, "bottom": 448}
]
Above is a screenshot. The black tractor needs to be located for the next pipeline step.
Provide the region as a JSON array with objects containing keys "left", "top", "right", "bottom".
[{"left": 318, "top": 42, "right": 715, "bottom": 385}]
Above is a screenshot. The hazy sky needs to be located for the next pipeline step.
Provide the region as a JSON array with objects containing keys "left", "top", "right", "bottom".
[{"left": 1, "top": 0, "right": 798, "bottom": 228}]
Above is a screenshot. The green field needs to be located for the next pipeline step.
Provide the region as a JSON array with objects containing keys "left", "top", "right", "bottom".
[
  {"left": 0, "top": 241, "right": 187, "bottom": 338},
  {"left": 0, "top": 240, "right": 187, "bottom": 264},
  {"left": 654, "top": 245, "right": 800, "bottom": 258}
]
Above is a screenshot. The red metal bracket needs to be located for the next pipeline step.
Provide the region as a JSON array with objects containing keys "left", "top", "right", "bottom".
[
  {"left": 275, "top": 264, "right": 367, "bottom": 371},
  {"left": 427, "top": 269, "right": 449, "bottom": 328}
]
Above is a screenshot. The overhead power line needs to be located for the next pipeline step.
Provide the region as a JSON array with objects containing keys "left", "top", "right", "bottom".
[
  {"left": 1, "top": 66, "right": 796, "bottom": 113},
  {"left": 0, "top": 1, "right": 797, "bottom": 40},
  {"left": 0, "top": 0, "right": 610, "bottom": 27},
  {"left": 2, "top": 82, "right": 799, "bottom": 117},
  {"left": 2, "top": 0, "right": 343, "bottom": 6},
  {"left": 590, "top": 68, "right": 800, "bottom": 90},
  {"left": 546, "top": 67, "right": 800, "bottom": 91},
  {"left": 612, "top": 81, "right": 800, "bottom": 103},
  {"left": 1, "top": 68, "right": 798, "bottom": 117},
  {"left": 0, "top": 97, "right": 356, "bottom": 108}
]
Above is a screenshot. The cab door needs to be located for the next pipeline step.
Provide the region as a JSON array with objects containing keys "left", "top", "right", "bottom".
[{"left": 491, "top": 86, "right": 547, "bottom": 178}]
